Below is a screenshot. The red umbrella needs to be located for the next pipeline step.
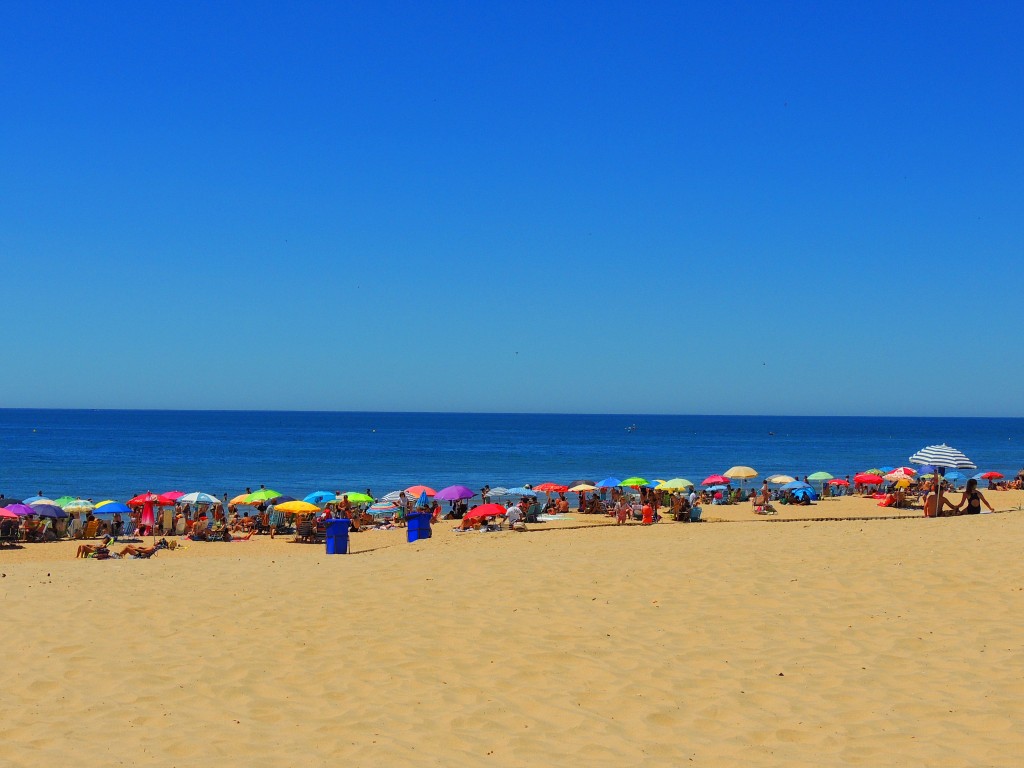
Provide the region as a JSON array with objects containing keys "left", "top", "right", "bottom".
[
  {"left": 127, "top": 493, "right": 160, "bottom": 508},
  {"left": 463, "top": 504, "right": 508, "bottom": 521},
  {"left": 979, "top": 471, "right": 1004, "bottom": 480},
  {"left": 827, "top": 479, "right": 850, "bottom": 486},
  {"left": 158, "top": 490, "right": 186, "bottom": 504},
  {"left": 890, "top": 467, "right": 916, "bottom": 476},
  {"left": 853, "top": 473, "right": 883, "bottom": 484},
  {"left": 405, "top": 485, "right": 436, "bottom": 497},
  {"left": 0, "top": 508, "right": 19, "bottom": 519},
  {"left": 702, "top": 475, "right": 730, "bottom": 486},
  {"left": 534, "top": 482, "right": 568, "bottom": 493}
]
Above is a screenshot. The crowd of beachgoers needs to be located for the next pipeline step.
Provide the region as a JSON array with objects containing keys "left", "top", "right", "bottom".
[{"left": 2, "top": 460, "right": 1023, "bottom": 555}]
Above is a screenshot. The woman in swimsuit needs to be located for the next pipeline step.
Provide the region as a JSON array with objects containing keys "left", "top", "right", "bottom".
[{"left": 955, "top": 479, "right": 994, "bottom": 515}]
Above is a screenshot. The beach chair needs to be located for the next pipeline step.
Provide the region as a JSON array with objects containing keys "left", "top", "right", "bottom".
[
  {"left": 82, "top": 520, "right": 100, "bottom": 539},
  {"left": 174, "top": 517, "right": 186, "bottom": 536},
  {"left": 689, "top": 506, "right": 703, "bottom": 522},
  {"left": 0, "top": 519, "right": 19, "bottom": 547},
  {"left": 161, "top": 508, "right": 173, "bottom": 533},
  {"left": 68, "top": 517, "right": 84, "bottom": 539},
  {"left": 294, "top": 519, "right": 314, "bottom": 543},
  {"left": 268, "top": 510, "right": 287, "bottom": 535},
  {"left": 119, "top": 518, "right": 137, "bottom": 539}
]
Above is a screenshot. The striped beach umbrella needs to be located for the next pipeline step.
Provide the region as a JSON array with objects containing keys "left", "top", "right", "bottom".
[
  {"left": 909, "top": 444, "right": 976, "bottom": 471},
  {"left": 909, "top": 443, "right": 975, "bottom": 517}
]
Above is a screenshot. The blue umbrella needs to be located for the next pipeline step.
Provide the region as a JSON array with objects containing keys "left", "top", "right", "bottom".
[
  {"left": 506, "top": 487, "right": 536, "bottom": 496},
  {"left": 709, "top": 485, "right": 729, "bottom": 491},
  {"left": 879, "top": 466, "right": 895, "bottom": 474},
  {"left": 30, "top": 503, "right": 67, "bottom": 519},
  {"left": 95, "top": 502, "right": 132, "bottom": 515},
  {"left": 782, "top": 481, "right": 812, "bottom": 490},
  {"left": 597, "top": 477, "right": 622, "bottom": 488},
  {"left": 416, "top": 491, "right": 429, "bottom": 507},
  {"left": 304, "top": 491, "right": 336, "bottom": 505},
  {"left": 945, "top": 471, "right": 967, "bottom": 482}
]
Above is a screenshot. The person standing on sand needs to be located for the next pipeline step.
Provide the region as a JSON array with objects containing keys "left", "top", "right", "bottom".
[{"left": 615, "top": 497, "right": 630, "bottom": 525}]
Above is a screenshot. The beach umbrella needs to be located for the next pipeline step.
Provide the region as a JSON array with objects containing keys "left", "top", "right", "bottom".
[
  {"left": 339, "top": 492, "right": 374, "bottom": 504},
  {"left": 416, "top": 492, "right": 429, "bottom": 508},
  {"left": 766, "top": 475, "right": 795, "bottom": 484},
  {"left": 64, "top": 499, "right": 95, "bottom": 513},
  {"left": 533, "top": 482, "right": 567, "bottom": 493},
  {"left": 94, "top": 500, "right": 117, "bottom": 508},
  {"left": 568, "top": 479, "right": 595, "bottom": 489},
  {"left": 245, "top": 489, "right": 282, "bottom": 503},
  {"left": 0, "top": 497, "right": 23, "bottom": 506},
  {"left": 782, "top": 481, "right": 812, "bottom": 491},
  {"left": 382, "top": 491, "right": 405, "bottom": 503},
  {"left": 54, "top": 496, "right": 76, "bottom": 507},
  {"left": 977, "top": 471, "right": 1004, "bottom": 480},
  {"left": 2, "top": 504, "right": 37, "bottom": 517},
  {"left": 910, "top": 444, "right": 976, "bottom": 518},
  {"left": 368, "top": 501, "right": 400, "bottom": 517},
  {"left": 702, "top": 475, "right": 730, "bottom": 486},
  {"left": 597, "top": 477, "right": 622, "bottom": 488},
  {"left": 853, "top": 473, "right": 883, "bottom": 485},
  {"left": 894, "top": 478, "right": 913, "bottom": 489},
  {"left": 655, "top": 478, "right": 694, "bottom": 490},
  {"left": 863, "top": 469, "right": 884, "bottom": 476},
  {"left": 434, "top": 485, "right": 477, "bottom": 501},
  {"left": 177, "top": 492, "right": 221, "bottom": 506},
  {"left": 30, "top": 504, "right": 67, "bottom": 518},
  {"left": 0, "top": 508, "right": 18, "bottom": 519},
  {"left": 463, "top": 503, "right": 508, "bottom": 521},
  {"left": 27, "top": 497, "right": 59, "bottom": 507},
  {"left": 485, "top": 487, "right": 509, "bottom": 497},
  {"left": 708, "top": 484, "right": 729, "bottom": 491},
  {"left": 568, "top": 483, "right": 597, "bottom": 492},
  {"left": 304, "top": 491, "right": 337, "bottom": 505},
  {"left": 807, "top": 472, "right": 833, "bottom": 482},
  {"left": 268, "top": 495, "right": 297, "bottom": 505},
  {"left": 620, "top": 477, "right": 649, "bottom": 487},
  {"left": 94, "top": 502, "right": 132, "bottom": 515},
  {"left": 889, "top": 467, "right": 916, "bottom": 476},
  {"left": 159, "top": 491, "right": 186, "bottom": 503},
  {"left": 405, "top": 485, "right": 436, "bottom": 497},
  {"left": 879, "top": 466, "right": 896, "bottom": 474},
  {"left": 229, "top": 493, "right": 253, "bottom": 506},
  {"left": 828, "top": 479, "right": 850, "bottom": 487},
  {"left": 275, "top": 500, "right": 320, "bottom": 515},
  {"left": 127, "top": 493, "right": 161, "bottom": 507},
  {"left": 506, "top": 486, "right": 536, "bottom": 496},
  {"left": 724, "top": 466, "right": 758, "bottom": 480}
]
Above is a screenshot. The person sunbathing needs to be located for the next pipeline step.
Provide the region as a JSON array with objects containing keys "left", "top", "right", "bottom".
[
  {"left": 76, "top": 535, "right": 112, "bottom": 558},
  {"left": 119, "top": 543, "right": 159, "bottom": 558}
]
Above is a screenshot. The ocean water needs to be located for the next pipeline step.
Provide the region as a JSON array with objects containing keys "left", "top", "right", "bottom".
[{"left": 0, "top": 409, "right": 1022, "bottom": 501}]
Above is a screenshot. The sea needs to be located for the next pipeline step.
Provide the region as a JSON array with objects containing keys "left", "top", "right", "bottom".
[{"left": 1, "top": 409, "right": 1022, "bottom": 501}]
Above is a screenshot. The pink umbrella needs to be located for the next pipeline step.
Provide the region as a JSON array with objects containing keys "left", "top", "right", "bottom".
[
  {"left": 0, "top": 508, "right": 20, "bottom": 519},
  {"left": 853, "top": 473, "right": 883, "bottom": 485},
  {"left": 2, "top": 504, "right": 36, "bottom": 517},
  {"left": 702, "top": 475, "right": 730, "bottom": 486}
]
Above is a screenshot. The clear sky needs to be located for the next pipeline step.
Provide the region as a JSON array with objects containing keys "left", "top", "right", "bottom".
[{"left": 2, "top": 1, "right": 1022, "bottom": 415}]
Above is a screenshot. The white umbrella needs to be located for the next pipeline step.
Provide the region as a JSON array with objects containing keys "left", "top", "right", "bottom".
[{"left": 178, "top": 492, "right": 221, "bottom": 505}]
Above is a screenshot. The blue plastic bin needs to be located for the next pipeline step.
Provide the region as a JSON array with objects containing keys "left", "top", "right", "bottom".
[
  {"left": 325, "top": 518, "right": 351, "bottom": 554},
  {"left": 406, "top": 512, "right": 432, "bottom": 543}
]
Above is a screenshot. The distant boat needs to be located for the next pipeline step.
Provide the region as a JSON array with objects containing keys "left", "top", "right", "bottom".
[
  {"left": 768, "top": 431, "right": 775, "bottom": 436},
  {"left": 625, "top": 424, "right": 638, "bottom": 432}
]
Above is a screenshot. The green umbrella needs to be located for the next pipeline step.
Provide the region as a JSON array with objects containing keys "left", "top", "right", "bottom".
[
  {"left": 807, "top": 471, "right": 833, "bottom": 481},
  {"left": 619, "top": 477, "right": 649, "bottom": 487},
  {"left": 245, "top": 489, "right": 281, "bottom": 503},
  {"left": 656, "top": 478, "right": 694, "bottom": 490},
  {"left": 54, "top": 496, "right": 77, "bottom": 507},
  {"left": 338, "top": 492, "right": 374, "bottom": 504},
  {"left": 864, "top": 469, "right": 884, "bottom": 476}
]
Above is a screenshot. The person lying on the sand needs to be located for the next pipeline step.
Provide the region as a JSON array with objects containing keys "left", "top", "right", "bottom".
[
  {"left": 76, "top": 535, "right": 112, "bottom": 558},
  {"left": 119, "top": 543, "right": 159, "bottom": 558}
]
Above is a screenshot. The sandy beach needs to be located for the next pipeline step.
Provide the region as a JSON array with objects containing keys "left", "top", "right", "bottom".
[{"left": 4, "top": 493, "right": 1024, "bottom": 766}]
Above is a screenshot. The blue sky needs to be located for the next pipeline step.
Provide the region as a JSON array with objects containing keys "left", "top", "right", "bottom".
[{"left": 2, "top": 1, "right": 1022, "bottom": 415}]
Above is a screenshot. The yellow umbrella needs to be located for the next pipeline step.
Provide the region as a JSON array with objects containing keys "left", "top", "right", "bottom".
[
  {"left": 724, "top": 466, "right": 758, "bottom": 479},
  {"left": 569, "top": 483, "right": 597, "bottom": 492},
  {"left": 94, "top": 499, "right": 118, "bottom": 508},
  {"left": 894, "top": 478, "right": 912, "bottom": 489},
  {"left": 275, "top": 500, "right": 321, "bottom": 515},
  {"left": 766, "top": 475, "right": 795, "bottom": 484},
  {"left": 229, "top": 493, "right": 252, "bottom": 506}
]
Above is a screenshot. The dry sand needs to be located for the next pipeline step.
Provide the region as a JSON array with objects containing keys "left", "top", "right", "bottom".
[{"left": 3, "top": 493, "right": 1024, "bottom": 766}]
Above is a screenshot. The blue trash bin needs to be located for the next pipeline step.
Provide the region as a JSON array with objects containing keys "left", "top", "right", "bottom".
[
  {"left": 406, "top": 512, "right": 432, "bottom": 543},
  {"left": 325, "top": 518, "right": 351, "bottom": 554}
]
